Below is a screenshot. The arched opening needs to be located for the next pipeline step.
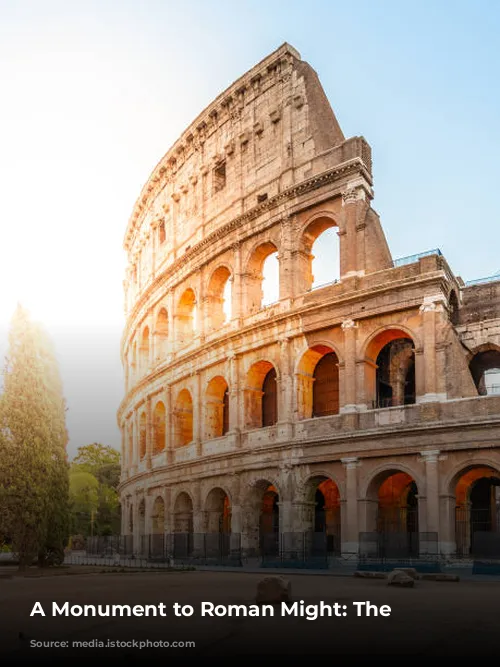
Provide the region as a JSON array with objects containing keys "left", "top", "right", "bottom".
[
  {"left": 260, "top": 484, "right": 280, "bottom": 558},
  {"left": 262, "top": 367, "right": 277, "bottom": 426},
  {"left": 449, "top": 290, "right": 459, "bottom": 326},
  {"left": 139, "top": 326, "right": 150, "bottom": 374},
  {"left": 366, "top": 331, "right": 415, "bottom": 408},
  {"left": 300, "top": 217, "right": 339, "bottom": 292},
  {"left": 205, "top": 376, "right": 230, "bottom": 439},
  {"left": 205, "top": 488, "right": 231, "bottom": 560},
  {"left": 176, "top": 288, "right": 197, "bottom": 345},
  {"left": 139, "top": 411, "right": 147, "bottom": 460},
  {"left": 245, "top": 242, "right": 279, "bottom": 313},
  {"left": 173, "top": 492, "right": 194, "bottom": 559},
  {"left": 313, "top": 351, "right": 339, "bottom": 417},
  {"left": 245, "top": 361, "right": 278, "bottom": 429},
  {"left": 153, "top": 401, "right": 166, "bottom": 455},
  {"left": 469, "top": 349, "right": 500, "bottom": 396},
  {"left": 366, "top": 470, "right": 419, "bottom": 558},
  {"left": 155, "top": 308, "right": 169, "bottom": 361},
  {"left": 128, "top": 505, "right": 133, "bottom": 533},
  {"left": 207, "top": 266, "right": 232, "bottom": 329},
  {"left": 303, "top": 477, "right": 341, "bottom": 557},
  {"left": 455, "top": 466, "right": 500, "bottom": 557},
  {"left": 174, "top": 389, "right": 193, "bottom": 447},
  {"left": 297, "top": 345, "right": 339, "bottom": 420}
]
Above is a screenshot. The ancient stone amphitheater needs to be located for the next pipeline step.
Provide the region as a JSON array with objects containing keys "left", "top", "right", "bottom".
[{"left": 118, "top": 43, "right": 500, "bottom": 564}]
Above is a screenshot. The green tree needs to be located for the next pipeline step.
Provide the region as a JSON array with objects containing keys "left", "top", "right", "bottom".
[
  {"left": 36, "top": 324, "right": 70, "bottom": 566},
  {"left": 70, "top": 443, "right": 121, "bottom": 537},
  {"left": 69, "top": 470, "right": 99, "bottom": 535},
  {"left": 0, "top": 305, "right": 69, "bottom": 569},
  {"left": 73, "top": 443, "right": 120, "bottom": 479}
]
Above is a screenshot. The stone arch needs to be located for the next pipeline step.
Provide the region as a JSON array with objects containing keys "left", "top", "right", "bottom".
[
  {"left": 362, "top": 327, "right": 417, "bottom": 409},
  {"left": 207, "top": 265, "right": 232, "bottom": 329},
  {"left": 300, "top": 474, "right": 342, "bottom": 555},
  {"left": 176, "top": 288, "right": 197, "bottom": 345},
  {"left": 139, "top": 325, "right": 150, "bottom": 374},
  {"left": 205, "top": 375, "right": 230, "bottom": 439},
  {"left": 363, "top": 466, "right": 421, "bottom": 558},
  {"left": 244, "top": 241, "right": 279, "bottom": 312},
  {"left": 139, "top": 411, "right": 147, "bottom": 460},
  {"left": 244, "top": 360, "right": 278, "bottom": 429},
  {"left": 296, "top": 344, "right": 340, "bottom": 420},
  {"left": 154, "top": 307, "right": 169, "bottom": 361},
  {"left": 173, "top": 389, "right": 193, "bottom": 447},
  {"left": 450, "top": 463, "right": 500, "bottom": 556},
  {"left": 469, "top": 347, "right": 500, "bottom": 396},
  {"left": 152, "top": 400, "right": 166, "bottom": 454},
  {"left": 204, "top": 487, "right": 232, "bottom": 533},
  {"left": 298, "top": 213, "right": 340, "bottom": 292},
  {"left": 241, "top": 478, "right": 281, "bottom": 558}
]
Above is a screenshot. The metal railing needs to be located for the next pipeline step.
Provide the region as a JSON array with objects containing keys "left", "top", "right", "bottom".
[
  {"left": 371, "top": 396, "right": 416, "bottom": 409},
  {"left": 392, "top": 248, "right": 442, "bottom": 267},
  {"left": 465, "top": 271, "right": 500, "bottom": 287}
]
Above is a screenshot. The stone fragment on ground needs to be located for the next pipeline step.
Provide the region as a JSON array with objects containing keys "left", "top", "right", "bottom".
[
  {"left": 393, "top": 567, "right": 418, "bottom": 579},
  {"left": 387, "top": 570, "right": 415, "bottom": 587},
  {"left": 353, "top": 570, "right": 388, "bottom": 579},
  {"left": 256, "top": 576, "right": 291, "bottom": 603}
]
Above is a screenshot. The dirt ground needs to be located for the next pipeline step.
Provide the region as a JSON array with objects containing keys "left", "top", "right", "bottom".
[{"left": 0, "top": 569, "right": 498, "bottom": 660}]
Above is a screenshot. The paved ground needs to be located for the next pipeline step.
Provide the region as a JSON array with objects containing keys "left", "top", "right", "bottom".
[{"left": 0, "top": 569, "right": 499, "bottom": 660}]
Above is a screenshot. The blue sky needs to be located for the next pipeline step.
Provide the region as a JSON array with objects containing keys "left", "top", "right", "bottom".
[{"left": 0, "top": 0, "right": 499, "bottom": 455}]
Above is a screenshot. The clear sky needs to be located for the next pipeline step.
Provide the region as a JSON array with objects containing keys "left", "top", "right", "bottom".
[{"left": 1, "top": 0, "right": 499, "bottom": 457}]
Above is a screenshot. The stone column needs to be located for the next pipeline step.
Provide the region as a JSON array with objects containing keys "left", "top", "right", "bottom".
[
  {"left": 420, "top": 450, "right": 441, "bottom": 554},
  {"left": 229, "top": 473, "right": 242, "bottom": 556},
  {"left": 341, "top": 457, "right": 360, "bottom": 556},
  {"left": 228, "top": 352, "right": 241, "bottom": 445},
  {"left": 340, "top": 180, "right": 371, "bottom": 279},
  {"left": 164, "top": 386, "right": 173, "bottom": 465},
  {"left": 439, "top": 493, "right": 457, "bottom": 556},
  {"left": 191, "top": 482, "right": 204, "bottom": 557},
  {"left": 193, "top": 372, "right": 202, "bottom": 456},
  {"left": 340, "top": 318, "right": 358, "bottom": 413},
  {"left": 277, "top": 337, "right": 293, "bottom": 439},
  {"left": 279, "top": 215, "right": 294, "bottom": 300},
  {"left": 231, "top": 243, "right": 243, "bottom": 324},
  {"left": 418, "top": 296, "right": 446, "bottom": 402},
  {"left": 145, "top": 396, "right": 152, "bottom": 470}
]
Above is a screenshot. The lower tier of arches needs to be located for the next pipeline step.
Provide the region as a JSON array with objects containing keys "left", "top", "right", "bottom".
[{"left": 120, "top": 449, "right": 500, "bottom": 560}]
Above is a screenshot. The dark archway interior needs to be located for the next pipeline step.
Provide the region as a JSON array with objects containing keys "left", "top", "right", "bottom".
[
  {"left": 262, "top": 367, "right": 277, "bottom": 426},
  {"left": 376, "top": 338, "right": 416, "bottom": 408},
  {"left": 312, "top": 351, "right": 339, "bottom": 416}
]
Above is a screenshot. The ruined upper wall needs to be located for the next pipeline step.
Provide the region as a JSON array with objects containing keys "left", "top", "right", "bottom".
[
  {"left": 124, "top": 43, "right": 371, "bottom": 263},
  {"left": 459, "top": 280, "right": 500, "bottom": 324}
]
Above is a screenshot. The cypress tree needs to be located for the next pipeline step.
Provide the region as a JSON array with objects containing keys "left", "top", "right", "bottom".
[{"left": 0, "top": 305, "right": 69, "bottom": 568}]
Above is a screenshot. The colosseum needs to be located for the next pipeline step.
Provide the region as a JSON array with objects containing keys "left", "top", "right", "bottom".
[{"left": 118, "top": 43, "right": 500, "bottom": 567}]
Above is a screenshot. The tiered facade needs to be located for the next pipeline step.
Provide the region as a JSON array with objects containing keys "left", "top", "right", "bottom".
[{"left": 118, "top": 44, "right": 500, "bottom": 562}]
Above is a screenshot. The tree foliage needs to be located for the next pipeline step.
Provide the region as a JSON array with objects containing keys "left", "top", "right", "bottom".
[
  {"left": 70, "top": 443, "right": 121, "bottom": 537},
  {"left": 0, "top": 305, "right": 70, "bottom": 568}
]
